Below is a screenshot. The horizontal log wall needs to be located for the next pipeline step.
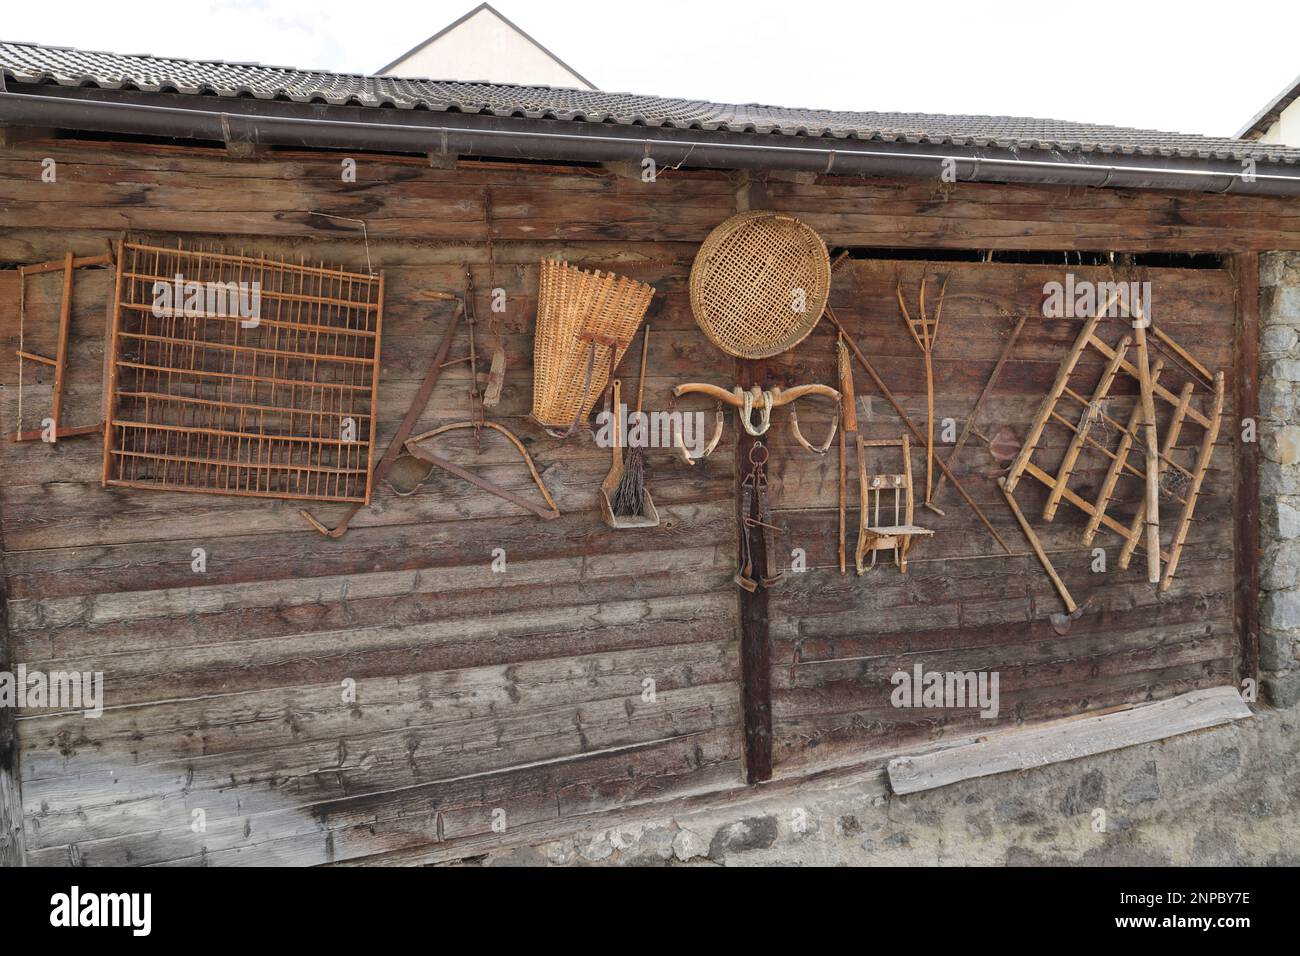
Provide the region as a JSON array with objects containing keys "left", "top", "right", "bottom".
[
  {"left": 0, "top": 138, "right": 1264, "bottom": 865},
  {"left": 765, "top": 260, "right": 1238, "bottom": 775}
]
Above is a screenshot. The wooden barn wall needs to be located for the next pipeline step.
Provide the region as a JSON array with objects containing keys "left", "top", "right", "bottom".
[
  {"left": 765, "top": 261, "right": 1238, "bottom": 776},
  {"left": 0, "top": 140, "right": 1266, "bottom": 866}
]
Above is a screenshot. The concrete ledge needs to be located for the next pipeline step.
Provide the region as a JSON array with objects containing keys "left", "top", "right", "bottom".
[{"left": 888, "top": 687, "right": 1253, "bottom": 796}]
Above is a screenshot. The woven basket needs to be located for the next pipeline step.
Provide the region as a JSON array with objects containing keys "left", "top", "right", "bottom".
[
  {"left": 532, "top": 260, "right": 655, "bottom": 431},
  {"left": 690, "top": 212, "right": 831, "bottom": 359}
]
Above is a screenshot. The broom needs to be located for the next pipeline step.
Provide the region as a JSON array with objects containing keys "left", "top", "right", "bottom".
[{"left": 612, "top": 325, "right": 651, "bottom": 517}]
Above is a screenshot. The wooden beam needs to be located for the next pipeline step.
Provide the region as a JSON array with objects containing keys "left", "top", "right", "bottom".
[
  {"left": 18, "top": 252, "right": 113, "bottom": 277},
  {"left": 0, "top": 126, "right": 57, "bottom": 147},
  {"left": 888, "top": 686, "right": 1252, "bottom": 795},
  {"left": 0, "top": 534, "right": 24, "bottom": 866},
  {"left": 736, "top": 174, "right": 773, "bottom": 784},
  {"left": 1233, "top": 253, "right": 1261, "bottom": 687},
  {"left": 49, "top": 252, "right": 74, "bottom": 440},
  {"left": 736, "top": 356, "right": 772, "bottom": 784}
]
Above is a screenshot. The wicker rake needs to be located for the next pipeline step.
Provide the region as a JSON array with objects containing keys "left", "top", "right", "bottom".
[
  {"left": 689, "top": 212, "right": 830, "bottom": 359},
  {"left": 531, "top": 259, "right": 655, "bottom": 433}
]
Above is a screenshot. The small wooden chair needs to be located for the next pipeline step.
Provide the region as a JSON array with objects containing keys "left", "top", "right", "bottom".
[{"left": 855, "top": 434, "right": 934, "bottom": 574}]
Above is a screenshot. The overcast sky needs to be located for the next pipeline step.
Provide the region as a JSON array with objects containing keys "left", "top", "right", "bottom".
[{"left": 5, "top": 0, "right": 1298, "bottom": 138}]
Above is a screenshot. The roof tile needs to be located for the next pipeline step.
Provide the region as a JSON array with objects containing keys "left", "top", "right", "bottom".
[{"left": 3, "top": 40, "right": 1299, "bottom": 163}]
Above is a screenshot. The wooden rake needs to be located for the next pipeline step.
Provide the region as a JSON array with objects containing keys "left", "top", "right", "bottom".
[{"left": 896, "top": 275, "right": 948, "bottom": 516}]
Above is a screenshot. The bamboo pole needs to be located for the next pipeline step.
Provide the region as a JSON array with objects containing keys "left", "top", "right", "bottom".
[
  {"left": 836, "top": 336, "right": 856, "bottom": 575},
  {"left": 1132, "top": 320, "right": 1162, "bottom": 584},
  {"left": 1005, "top": 313, "right": 1105, "bottom": 493},
  {"left": 1119, "top": 380, "right": 1193, "bottom": 571},
  {"left": 1082, "top": 361, "right": 1163, "bottom": 545},
  {"left": 1088, "top": 333, "right": 1213, "bottom": 429},
  {"left": 1161, "top": 373, "right": 1226, "bottom": 591},
  {"left": 999, "top": 477, "right": 1078, "bottom": 614},
  {"left": 1044, "top": 334, "right": 1132, "bottom": 521}
]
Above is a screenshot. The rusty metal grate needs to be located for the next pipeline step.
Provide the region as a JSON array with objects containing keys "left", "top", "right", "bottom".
[{"left": 102, "top": 242, "right": 384, "bottom": 503}]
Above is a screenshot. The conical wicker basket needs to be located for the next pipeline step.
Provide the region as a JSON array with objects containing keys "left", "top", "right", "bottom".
[
  {"left": 690, "top": 212, "right": 831, "bottom": 359},
  {"left": 531, "top": 260, "right": 655, "bottom": 432}
]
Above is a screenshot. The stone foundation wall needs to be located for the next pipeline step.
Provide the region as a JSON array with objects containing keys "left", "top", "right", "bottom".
[
  {"left": 459, "top": 700, "right": 1297, "bottom": 867},
  {"left": 1260, "top": 253, "right": 1300, "bottom": 707}
]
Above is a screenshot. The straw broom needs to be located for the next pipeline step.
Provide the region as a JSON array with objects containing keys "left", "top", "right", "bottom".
[{"left": 612, "top": 325, "right": 651, "bottom": 517}]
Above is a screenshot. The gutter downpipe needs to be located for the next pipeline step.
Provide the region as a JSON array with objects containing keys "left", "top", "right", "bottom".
[{"left": 2, "top": 89, "right": 1300, "bottom": 196}]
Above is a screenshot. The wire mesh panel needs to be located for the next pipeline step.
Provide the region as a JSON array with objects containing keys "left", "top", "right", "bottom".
[{"left": 102, "top": 242, "right": 384, "bottom": 503}]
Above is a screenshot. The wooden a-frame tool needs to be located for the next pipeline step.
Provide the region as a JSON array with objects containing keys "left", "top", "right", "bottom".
[{"left": 13, "top": 250, "right": 113, "bottom": 443}]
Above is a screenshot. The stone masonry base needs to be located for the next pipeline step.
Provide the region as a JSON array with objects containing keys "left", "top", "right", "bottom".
[{"left": 451, "top": 700, "right": 1298, "bottom": 867}]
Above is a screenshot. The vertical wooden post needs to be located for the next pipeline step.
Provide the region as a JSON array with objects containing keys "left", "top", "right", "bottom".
[
  {"left": 101, "top": 240, "right": 126, "bottom": 486},
  {"left": 48, "top": 251, "right": 75, "bottom": 442},
  {"left": 734, "top": 172, "right": 774, "bottom": 784},
  {"left": 0, "top": 271, "right": 23, "bottom": 862},
  {"left": 736, "top": 355, "right": 773, "bottom": 784},
  {"left": 1232, "top": 253, "right": 1261, "bottom": 687},
  {"left": 0, "top": 542, "right": 24, "bottom": 867}
]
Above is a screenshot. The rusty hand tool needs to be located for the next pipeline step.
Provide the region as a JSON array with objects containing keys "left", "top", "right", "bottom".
[{"left": 300, "top": 297, "right": 463, "bottom": 537}]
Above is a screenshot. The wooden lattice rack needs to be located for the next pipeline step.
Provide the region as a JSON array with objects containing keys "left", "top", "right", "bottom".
[
  {"left": 102, "top": 242, "right": 384, "bottom": 503},
  {"left": 1004, "top": 311, "right": 1224, "bottom": 592}
]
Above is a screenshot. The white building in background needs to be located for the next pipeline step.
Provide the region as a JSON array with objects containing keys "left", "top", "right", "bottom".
[
  {"left": 1237, "top": 73, "right": 1300, "bottom": 146},
  {"left": 378, "top": 3, "right": 596, "bottom": 90}
]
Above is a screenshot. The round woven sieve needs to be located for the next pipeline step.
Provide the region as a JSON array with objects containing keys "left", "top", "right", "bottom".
[{"left": 689, "top": 212, "right": 831, "bottom": 359}]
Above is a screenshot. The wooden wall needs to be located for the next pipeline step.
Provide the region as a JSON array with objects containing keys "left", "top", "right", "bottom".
[
  {"left": 0, "top": 139, "right": 1269, "bottom": 865},
  {"left": 765, "top": 260, "right": 1238, "bottom": 776}
]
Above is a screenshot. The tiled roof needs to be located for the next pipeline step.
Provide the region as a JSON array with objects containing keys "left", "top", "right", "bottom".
[
  {"left": 1237, "top": 72, "right": 1300, "bottom": 141},
  {"left": 4, "top": 40, "right": 1300, "bottom": 164}
]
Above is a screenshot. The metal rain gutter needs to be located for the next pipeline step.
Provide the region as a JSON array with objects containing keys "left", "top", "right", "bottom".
[{"left": 3, "top": 88, "right": 1300, "bottom": 196}]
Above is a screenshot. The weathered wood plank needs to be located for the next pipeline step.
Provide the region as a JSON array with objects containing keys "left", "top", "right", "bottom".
[
  {"left": 775, "top": 661, "right": 1234, "bottom": 774},
  {"left": 886, "top": 685, "right": 1251, "bottom": 795},
  {"left": 4, "top": 143, "right": 1300, "bottom": 250},
  {"left": 18, "top": 639, "right": 739, "bottom": 781},
  {"left": 23, "top": 728, "right": 742, "bottom": 867},
  {"left": 0, "top": 515, "right": 25, "bottom": 866},
  {"left": 22, "top": 683, "right": 741, "bottom": 825}
]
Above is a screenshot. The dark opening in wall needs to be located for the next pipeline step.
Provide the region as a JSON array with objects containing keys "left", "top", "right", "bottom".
[{"left": 831, "top": 247, "right": 1225, "bottom": 270}]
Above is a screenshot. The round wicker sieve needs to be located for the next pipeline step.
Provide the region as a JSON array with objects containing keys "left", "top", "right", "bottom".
[{"left": 689, "top": 212, "right": 831, "bottom": 359}]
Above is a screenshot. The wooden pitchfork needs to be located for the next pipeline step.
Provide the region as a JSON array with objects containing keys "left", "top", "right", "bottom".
[{"left": 896, "top": 275, "right": 948, "bottom": 516}]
